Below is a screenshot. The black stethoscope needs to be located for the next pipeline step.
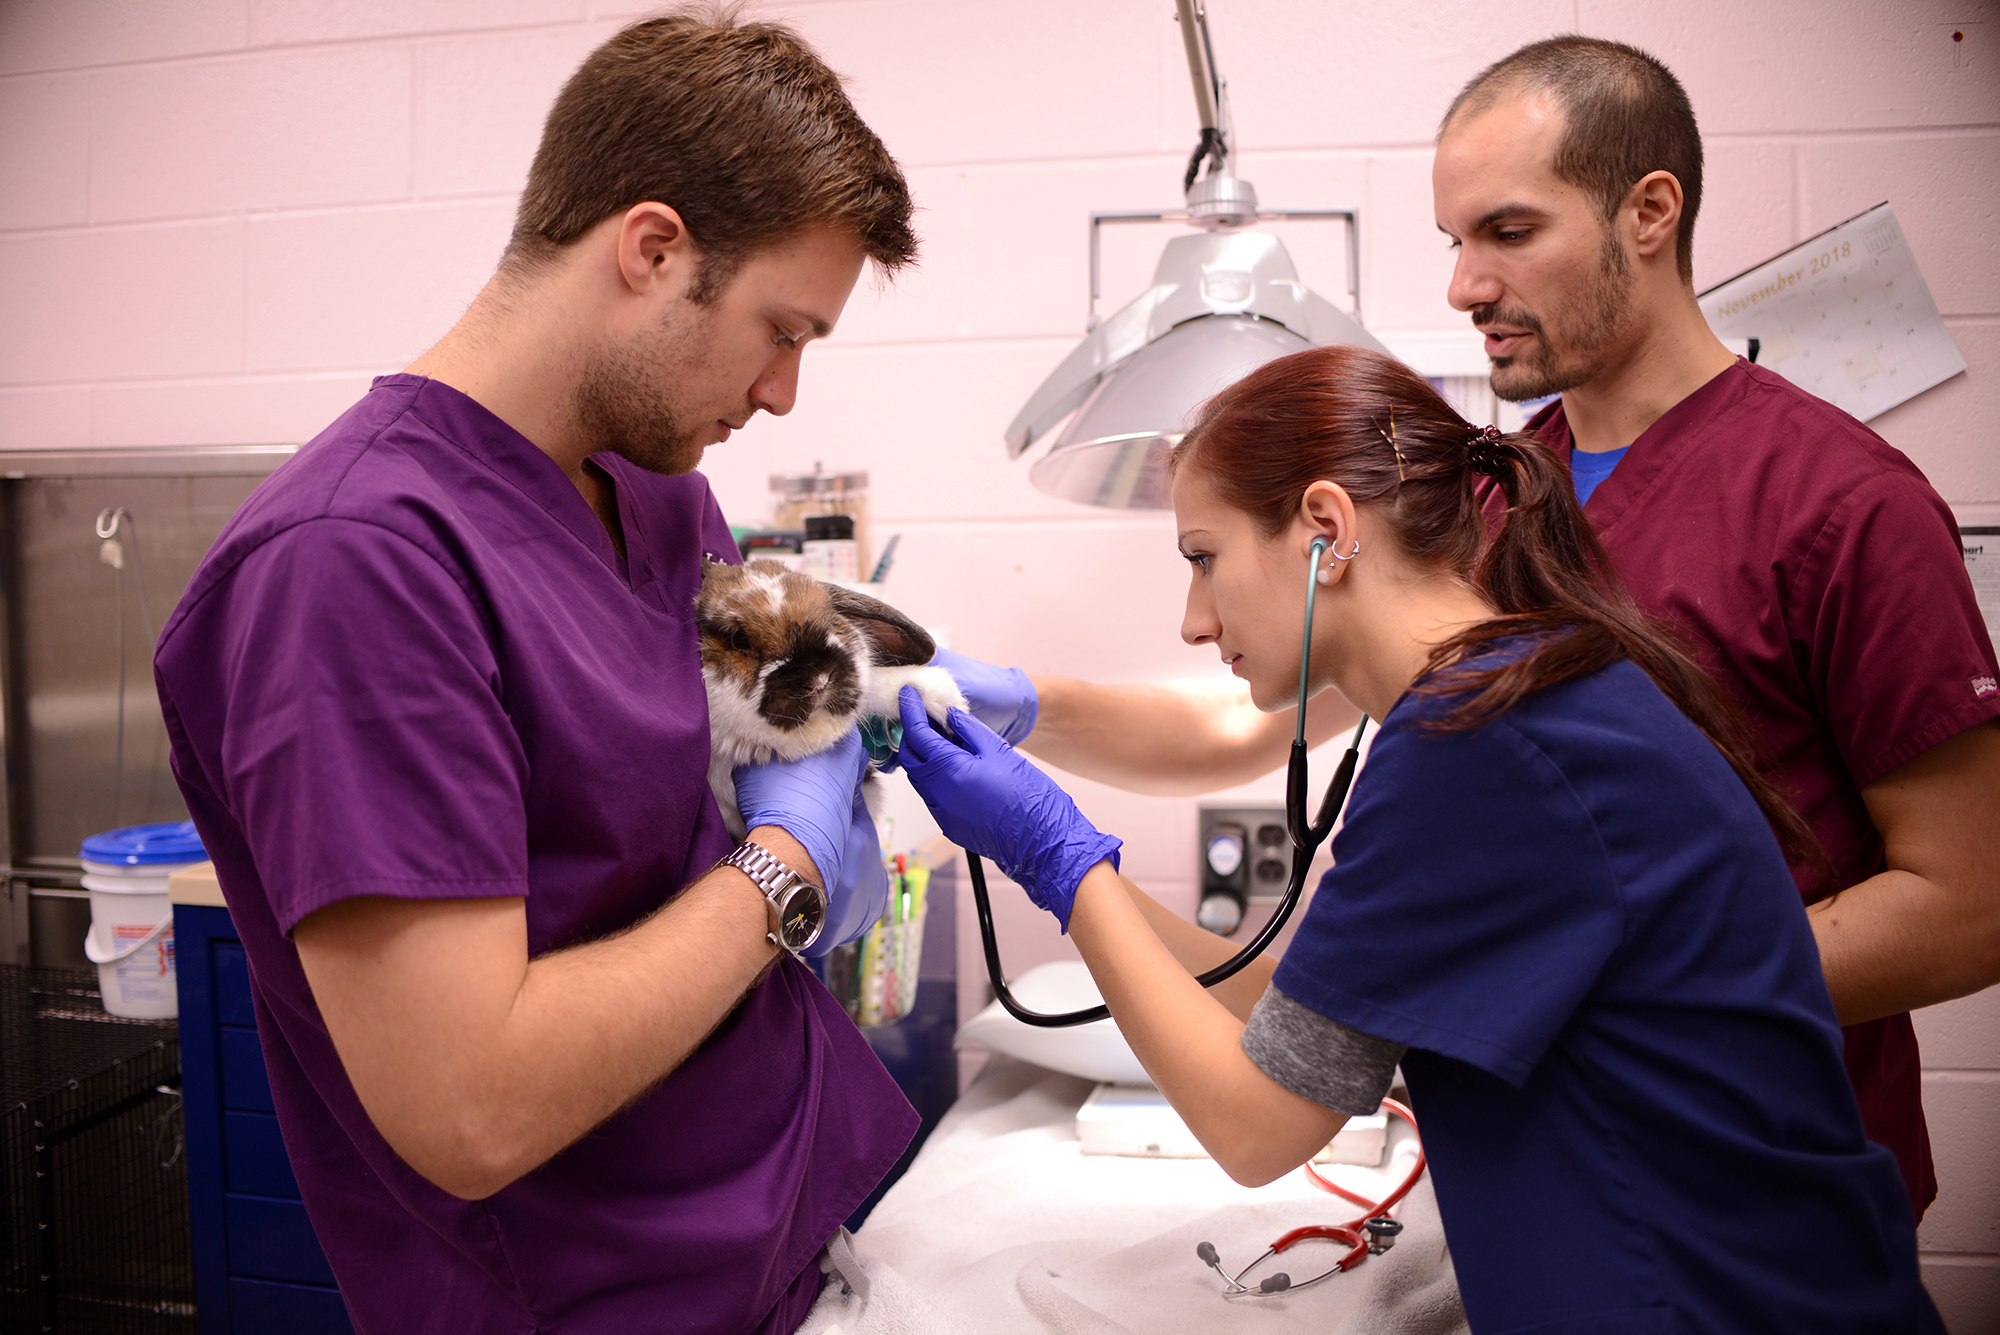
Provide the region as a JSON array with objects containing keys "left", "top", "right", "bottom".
[{"left": 967, "top": 536, "right": 1369, "bottom": 1027}]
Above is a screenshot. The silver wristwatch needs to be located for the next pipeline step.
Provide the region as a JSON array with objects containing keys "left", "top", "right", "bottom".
[{"left": 721, "top": 841, "right": 827, "bottom": 955}]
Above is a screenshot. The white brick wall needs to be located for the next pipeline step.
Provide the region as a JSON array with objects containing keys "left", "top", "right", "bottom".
[{"left": 1, "top": 0, "right": 1992, "bottom": 1324}]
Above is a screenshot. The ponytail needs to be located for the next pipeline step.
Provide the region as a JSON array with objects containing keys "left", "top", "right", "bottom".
[
  {"left": 1173, "top": 344, "right": 1827, "bottom": 882},
  {"left": 1421, "top": 425, "right": 1828, "bottom": 880}
]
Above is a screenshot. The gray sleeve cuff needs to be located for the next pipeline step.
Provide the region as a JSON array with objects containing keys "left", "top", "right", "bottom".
[{"left": 1241, "top": 986, "right": 1407, "bottom": 1117}]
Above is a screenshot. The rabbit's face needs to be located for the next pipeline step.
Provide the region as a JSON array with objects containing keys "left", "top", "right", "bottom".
[{"left": 699, "top": 560, "right": 870, "bottom": 760}]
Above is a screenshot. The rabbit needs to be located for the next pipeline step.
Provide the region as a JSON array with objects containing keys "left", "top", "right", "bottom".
[{"left": 697, "top": 558, "right": 967, "bottom": 842}]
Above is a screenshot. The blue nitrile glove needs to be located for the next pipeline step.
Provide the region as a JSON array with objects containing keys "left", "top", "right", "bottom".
[
  {"left": 733, "top": 729, "right": 869, "bottom": 899},
  {"left": 896, "top": 686, "right": 1119, "bottom": 931},
  {"left": 809, "top": 791, "right": 891, "bottom": 957},
  {"left": 930, "top": 648, "right": 1038, "bottom": 745}
]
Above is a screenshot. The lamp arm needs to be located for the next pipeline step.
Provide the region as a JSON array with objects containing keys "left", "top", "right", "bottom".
[
  {"left": 1175, "top": 0, "right": 1221, "bottom": 134},
  {"left": 1175, "top": 0, "right": 1234, "bottom": 195},
  {"left": 1204, "top": 11, "right": 1237, "bottom": 176}
]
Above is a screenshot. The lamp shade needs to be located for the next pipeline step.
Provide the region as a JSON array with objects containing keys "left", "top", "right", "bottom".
[
  {"left": 1028, "top": 315, "right": 1309, "bottom": 509},
  {"left": 1008, "top": 229, "right": 1388, "bottom": 510}
]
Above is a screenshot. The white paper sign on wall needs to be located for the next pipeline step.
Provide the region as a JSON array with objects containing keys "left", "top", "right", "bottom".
[
  {"left": 1961, "top": 527, "right": 2000, "bottom": 651},
  {"left": 1700, "top": 202, "right": 1965, "bottom": 423}
]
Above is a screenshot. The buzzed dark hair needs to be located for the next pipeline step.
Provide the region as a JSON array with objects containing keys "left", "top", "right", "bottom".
[
  {"left": 506, "top": 5, "right": 916, "bottom": 300},
  {"left": 1441, "top": 36, "right": 1702, "bottom": 283}
]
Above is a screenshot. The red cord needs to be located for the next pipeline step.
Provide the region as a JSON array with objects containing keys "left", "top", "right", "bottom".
[{"left": 1302, "top": 1096, "right": 1426, "bottom": 1235}]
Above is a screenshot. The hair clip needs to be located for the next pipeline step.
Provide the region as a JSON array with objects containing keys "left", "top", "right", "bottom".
[{"left": 1379, "top": 411, "right": 1406, "bottom": 483}]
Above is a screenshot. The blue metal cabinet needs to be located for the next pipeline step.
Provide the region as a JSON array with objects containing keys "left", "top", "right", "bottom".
[{"left": 176, "top": 904, "right": 354, "bottom": 1335}]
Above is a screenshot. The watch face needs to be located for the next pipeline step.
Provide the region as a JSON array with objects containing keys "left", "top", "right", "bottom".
[{"left": 776, "top": 882, "right": 827, "bottom": 951}]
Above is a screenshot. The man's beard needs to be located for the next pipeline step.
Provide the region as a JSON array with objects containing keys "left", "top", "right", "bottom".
[
  {"left": 1480, "top": 227, "right": 1634, "bottom": 403},
  {"left": 570, "top": 304, "right": 713, "bottom": 477}
]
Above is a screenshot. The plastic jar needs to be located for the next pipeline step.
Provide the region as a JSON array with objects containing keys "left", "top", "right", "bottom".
[
  {"left": 801, "top": 514, "right": 860, "bottom": 583},
  {"left": 80, "top": 820, "right": 207, "bottom": 1018},
  {"left": 770, "top": 467, "right": 871, "bottom": 579}
]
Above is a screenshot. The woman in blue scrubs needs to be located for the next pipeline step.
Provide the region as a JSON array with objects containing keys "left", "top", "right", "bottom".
[{"left": 896, "top": 345, "right": 1940, "bottom": 1333}]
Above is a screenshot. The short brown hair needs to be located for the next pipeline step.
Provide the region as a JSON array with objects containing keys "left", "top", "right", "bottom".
[
  {"left": 507, "top": 6, "right": 916, "bottom": 299},
  {"left": 1441, "top": 37, "right": 1702, "bottom": 283}
]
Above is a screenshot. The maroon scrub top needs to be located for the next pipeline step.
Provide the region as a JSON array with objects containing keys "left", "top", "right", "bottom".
[
  {"left": 156, "top": 375, "right": 916, "bottom": 1334},
  {"left": 1515, "top": 358, "right": 2000, "bottom": 1215}
]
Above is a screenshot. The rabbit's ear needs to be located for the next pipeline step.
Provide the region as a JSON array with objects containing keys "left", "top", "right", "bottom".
[{"left": 824, "top": 584, "right": 936, "bottom": 667}]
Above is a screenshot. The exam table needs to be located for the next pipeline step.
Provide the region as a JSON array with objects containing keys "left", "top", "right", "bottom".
[{"left": 801, "top": 1055, "right": 1467, "bottom": 1335}]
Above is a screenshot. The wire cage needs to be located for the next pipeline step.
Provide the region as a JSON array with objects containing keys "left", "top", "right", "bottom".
[{"left": 1, "top": 965, "right": 194, "bottom": 1334}]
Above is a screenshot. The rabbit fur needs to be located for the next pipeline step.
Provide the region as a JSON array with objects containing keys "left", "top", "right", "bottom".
[{"left": 697, "top": 558, "right": 966, "bottom": 843}]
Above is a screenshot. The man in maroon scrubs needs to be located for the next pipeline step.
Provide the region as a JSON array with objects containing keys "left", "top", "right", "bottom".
[
  {"left": 1432, "top": 36, "right": 2000, "bottom": 1217},
  {"left": 156, "top": 14, "right": 920, "bottom": 1332}
]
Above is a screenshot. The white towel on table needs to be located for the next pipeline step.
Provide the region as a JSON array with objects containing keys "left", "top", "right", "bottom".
[{"left": 799, "top": 1058, "right": 1466, "bottom": 1335}]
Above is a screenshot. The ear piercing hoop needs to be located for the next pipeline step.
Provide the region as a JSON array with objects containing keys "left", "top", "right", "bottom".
[{"left": 1315, "top": 540, "right": 1361, "bottom": 584}]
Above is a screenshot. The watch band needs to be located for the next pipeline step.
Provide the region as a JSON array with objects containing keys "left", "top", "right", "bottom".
[{"left": 720, "top": 840, "right": 821, "bottom": 954}]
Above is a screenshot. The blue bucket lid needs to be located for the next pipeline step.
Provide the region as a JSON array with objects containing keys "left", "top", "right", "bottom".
[{"left": 80, "top": 820, "right": 206, "bottom": 866}]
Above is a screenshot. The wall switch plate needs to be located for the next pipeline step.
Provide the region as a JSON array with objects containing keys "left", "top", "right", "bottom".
[{"left": 1197, "top": 804, "right": 1290, "bottom": 927}]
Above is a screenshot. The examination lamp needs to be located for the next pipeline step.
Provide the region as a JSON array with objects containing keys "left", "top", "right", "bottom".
[{"left": 1004, "top": 0, "right": 1390, "bottom": 510}]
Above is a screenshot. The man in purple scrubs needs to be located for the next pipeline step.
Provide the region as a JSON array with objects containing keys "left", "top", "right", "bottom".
[{"left": 155, "top": 13, "right": 919, "bottom": 1333}]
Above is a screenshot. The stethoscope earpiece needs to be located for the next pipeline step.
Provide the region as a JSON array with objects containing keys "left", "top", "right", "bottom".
[{"left": 1311, "top": 535, "right": 1359, "bottom": 585}]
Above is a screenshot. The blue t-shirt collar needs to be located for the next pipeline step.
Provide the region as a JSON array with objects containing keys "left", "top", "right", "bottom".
[{"left": 1569, "top": 445, "right": 1630, "bottom": 505}]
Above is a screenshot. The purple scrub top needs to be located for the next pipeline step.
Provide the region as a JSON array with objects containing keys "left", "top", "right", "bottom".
[{"left": 155, "top": 375, "right": 916, "bottom": 1334}]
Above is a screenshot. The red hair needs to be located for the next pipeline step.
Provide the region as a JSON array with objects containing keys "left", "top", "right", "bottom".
[{"left": 1171, "top": 344, "right": 1823, "bottom": 877}]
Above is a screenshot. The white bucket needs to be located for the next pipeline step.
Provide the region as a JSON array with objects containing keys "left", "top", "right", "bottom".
[
  {"left": 78, "top": 821, "right": 206, "bottom": 1020},
  {"left": 81, "top": 861, "right": 192, "bottom": 1019}
]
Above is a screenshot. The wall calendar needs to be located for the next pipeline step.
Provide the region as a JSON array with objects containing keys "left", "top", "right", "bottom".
[{"left": 1701, "top": 202, "right": 1965, "bottom": 423}]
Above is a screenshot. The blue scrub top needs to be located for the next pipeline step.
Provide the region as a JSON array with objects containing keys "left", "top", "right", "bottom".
[{"left": 1273, "top": 650, "right": 1937, "bottom": 1334}]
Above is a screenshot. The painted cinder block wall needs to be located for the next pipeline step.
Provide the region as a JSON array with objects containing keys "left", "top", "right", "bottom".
[{"left": 2, "top": 0, "right": 1993, "bottom": 1324}]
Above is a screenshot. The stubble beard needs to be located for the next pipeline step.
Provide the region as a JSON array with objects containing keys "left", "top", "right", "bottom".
[
  {"left": 1483, "top": 227, "right": 1636, "bottom": 404},
  {"left": 570, "top": 301, "right": 714, "bottom": 477}
]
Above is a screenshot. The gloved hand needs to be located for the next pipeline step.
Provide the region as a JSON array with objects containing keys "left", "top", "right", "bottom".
[
  {"left": 733, "top": 729, "right": 869, "bottom": 897},
  {"left": 930, "top": 648, "right": 1038, "bottom": 745},
  {"left": 808, "top": 792, "right": 891, "bottom": 957},
  {"left": 896, "top": 686, "right": 1119, "bottom": 931}
]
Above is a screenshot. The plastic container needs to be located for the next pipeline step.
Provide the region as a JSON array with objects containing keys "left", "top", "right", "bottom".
[
  {"left": 770, "top": 467, "right": 870, "bottom": 578},
  {"left": 736, "top": 529, "right": 808, "bottom": 573},
  {"left": 79, "top": 821, "right": 206, "bottom": 1019},
  {"left": 819, "top": 859, "right": 929, "bottom": 1026},
  {"left": 801, "top": 514, "right": 859, "bottom": 583},
  {"left": 822, "top": 913, "right": 924, "bottom": 1027}
]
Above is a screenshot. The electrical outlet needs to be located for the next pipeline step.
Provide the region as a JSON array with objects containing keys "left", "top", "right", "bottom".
[{"left": 1196, "top": 803, "right": 1289, "bottom": 934}]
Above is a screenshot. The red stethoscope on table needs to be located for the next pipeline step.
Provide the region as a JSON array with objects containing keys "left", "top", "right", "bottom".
[{"left": 1198, "top": 1097, "right": 1427, "bottom": 1297}]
